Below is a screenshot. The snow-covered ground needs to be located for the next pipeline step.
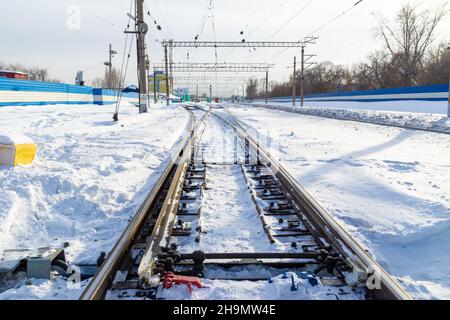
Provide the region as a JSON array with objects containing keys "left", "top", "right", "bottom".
[
  {"left": 160, "top": 113, "right": 364, "bottom": 301},
  {"left": 158, "top": 272, "right": 364, "bottom": 300},
  {"left": 0, "top": 102, "right": 189, "bottom": 299},
  {"left": 247, "top": 103, "right": 450, "bottom": 133},
  {"left": 257, "top": 99, "right": 448, "bottom": 115},
  {"left": 226, "top": 105, "right": 450, "bottom": 300}
]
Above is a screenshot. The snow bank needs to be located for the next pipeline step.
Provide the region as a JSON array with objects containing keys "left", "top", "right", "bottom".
[
  {"left": 0, "top": 102, "right": 189, "bottom": 299},
  {"left": 246, "top": 103, "right": 450, "bottom": 133},
  {"left": 227, "top": 106, "right": 450, "bottom": 300},
  {"left": 0, "top": 134, "right": 35, "bottom": 145}
]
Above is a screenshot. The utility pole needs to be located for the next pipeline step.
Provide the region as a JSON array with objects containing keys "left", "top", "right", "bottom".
[
  {"left": 447, "top": 46, "right": 450, "bottom": 118},
  {"left": 136, "top": 0, "right": 148, "bottom": 113},
  {"left": 292, "top": 56, "right": 297, "bottom": 107},
  {"left": 153, "top": 71, "right": 158, "bottom": 103},
  {"left": 300, "top": 46, "right": 305, "bottom": 107},
  {"left": 196, "top": 83, "right": 199, "bottom": 100},
  {"left": 104, "top": 44, "right": 117, "bottom": 90},
  {"left": 265, "top": 71, "right": 269, "bottom": 105},
  {"left": 169, "top": 41, "right": 174, "bottom": 101},
  {"left": 164, "top": 44, "right": 170, "bottom": 106},
  {"left": 242, "top": 83, "right": 245, "bottom": 102},
  {"left": 209, "top": 84, "right": 212, "bottom": 102}
]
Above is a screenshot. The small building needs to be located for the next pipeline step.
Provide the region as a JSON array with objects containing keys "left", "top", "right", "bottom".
[{"left": 0, "top": 70, "right": 29, "bottom": 80}]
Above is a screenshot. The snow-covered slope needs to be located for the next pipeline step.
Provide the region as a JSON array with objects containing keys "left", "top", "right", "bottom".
[
  {"left": 227, "top": 106, "right": 450, "bottom": 300},
  {"left": 247, "top": 104, "right": 450, "bottom": 133},
  {"left": 0, "top": 103, "right": 189, "bottom": 299}
]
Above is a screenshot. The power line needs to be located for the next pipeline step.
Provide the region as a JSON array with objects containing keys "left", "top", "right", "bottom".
[
  {"left": 246, "top": 0, "right": 292, "bottom": 38},
  {"left": 222, "top": 0, "right": 292, "bottom": 60},
  {"left": 240, "top": 0, "right": 269, "bottom": 37},
  {"left": 267, "top": 0, "right": 314, "bottom": 41},
  {"left": 144, "top": 1, "right": 171, "bottom": 38},
  {"left": 114, "top": 0, "right": 136, "bottom": 121},
  {"left": 307, "top": 0, "right": 364, "bottom": 37},
  {"left": 264, "top": 0, "right": 365, "bottom": 63},
  {"left": 150, "top": 0, "right": 173, "bottom": 38}
]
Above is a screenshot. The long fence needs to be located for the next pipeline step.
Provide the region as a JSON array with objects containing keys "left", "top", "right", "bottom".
[
  {"left": 0, "top": 78, "right": 138, "bottom": 107},
  {"left": 257, "top": 84, "right": 450, "bottom": 114}
]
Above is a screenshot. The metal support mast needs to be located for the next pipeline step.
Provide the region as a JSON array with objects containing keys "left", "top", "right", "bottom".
[
  {"left": 447, "top": 46, "right": 450, "bottom": 118},
  {"left": 104, "top": 44, "right": 117, "bottom": 90},
  {"left": 292, "top": 56, "right": 297, "bottom": 107},
  {"left": 300, "top": 47, "right": 305, "bottom": 107},
  {"left": 265, "top": 71, "right": 269, "bottom": 105},
  {"left": 153, "top": 71, "right": 158, "bottom": 103},
  {"left": 164, "top": 44, "right": 170, "bottom": 106},
  {"left": 136, "top": 0, "right": 148, "bottom": 113}
]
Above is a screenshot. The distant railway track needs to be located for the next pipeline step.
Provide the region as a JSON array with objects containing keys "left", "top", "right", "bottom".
[
  {"left": 246, "top": 103, "right": 450, "bottom": 135},
  {"left": 80, "top": 105, "right": 411, "bottom": 301}
]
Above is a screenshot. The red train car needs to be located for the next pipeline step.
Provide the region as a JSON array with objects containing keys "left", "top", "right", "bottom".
[{"left": 0, "top": 70, "right": 29, "bottom": 80}]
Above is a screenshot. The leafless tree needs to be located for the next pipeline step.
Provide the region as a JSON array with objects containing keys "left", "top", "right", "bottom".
[
  {"left": 419, "top": 42, "right": 450, "bottom": 84},
  {"left": 0, "top": 62, "right": 60, "bottom": 82},
  {"left": 375, "top": 2, "right": 448, "bottom": 86},
  {"left": 89, "top": 68, "right": 121, "bottom": 89},
  {"left": 246, "top": 78, "right": 259, "bottom": 100}
]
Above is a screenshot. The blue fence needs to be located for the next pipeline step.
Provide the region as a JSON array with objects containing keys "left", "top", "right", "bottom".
[
  {"left": 266, "top": 84, "right": 449, "bottom": 104},
  {"left": 0, "top": 78, "right": 138, "bottom": 107}
]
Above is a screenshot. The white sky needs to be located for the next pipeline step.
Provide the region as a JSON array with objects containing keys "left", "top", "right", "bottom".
[{"left": 0, "top": 0, "right": 449, "bottom": 95}]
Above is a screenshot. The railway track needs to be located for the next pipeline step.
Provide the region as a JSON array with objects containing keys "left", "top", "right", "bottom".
[
  {"left": 80, "top": 105, "right": 411, "bottom": 300},
  {"left": 246, "top": 103, "right": 450, "bottom": 135}
]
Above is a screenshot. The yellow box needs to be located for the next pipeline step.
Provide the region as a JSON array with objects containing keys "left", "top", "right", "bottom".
[{"left": 0, "top": 134, "right": 38, "bottom": 167}]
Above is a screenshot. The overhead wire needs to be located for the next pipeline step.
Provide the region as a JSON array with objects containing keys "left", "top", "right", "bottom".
[
  {"left": 264, "top": 0, "right": 366, "bottom": 63},
  {"left": 246, "top": 0, "right": 292, "bottom": 38},
  {"left": 114, "top": 0, "right": 135, "bottom": 121},
  {"left": 240, "top": 0, "right": 269, "bottom": 37},
  {"left": 221, "top": 0, "right": 291, "bottom": 60},
  {"left": 266, "top": 0, "right": 314, "bottom": 41}
]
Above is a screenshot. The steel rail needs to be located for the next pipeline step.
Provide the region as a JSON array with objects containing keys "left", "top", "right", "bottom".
[
  {"left": 216, "top": 109, "right": 412, "bottom": 300},
  {"left": 80, "top": 107, "right": 200, "bottom": 300},
  {"left": 138, "top": 111, "right": 210, "bottom": 283},
  {"left": 248, "top": 103, "right": 450, "bottom": 135}
]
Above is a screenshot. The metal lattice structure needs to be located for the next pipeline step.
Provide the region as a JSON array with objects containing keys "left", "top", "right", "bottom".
[
  {"left": 173, "top": 76, "right": 252, "bottom": 81},
  {"left": 153, "top": 63, "right": 273, "bottom": 73},
  {"left": 161, "top": 38, "right": 318, "bottom": 48}
]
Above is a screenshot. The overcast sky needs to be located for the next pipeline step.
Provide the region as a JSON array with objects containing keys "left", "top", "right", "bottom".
[{"left": 1, "top": 0, "right": 449, "bottom": 95}]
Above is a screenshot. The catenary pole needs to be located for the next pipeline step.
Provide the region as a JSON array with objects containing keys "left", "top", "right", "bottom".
[
  {"left": 300, "top": 46, "right": 305, "bottom": 107},
  {"left": 164, "top": 44, "right": 170, "bottom": 106},
  {"left": 136, "top": 0, "right": 148, "bottom": 113},
  {"left": 447, "top": 46, "right": 450, "bottom": 118},
  {"left": 292, "top": 56, "right": 297, "bottom": 107}
]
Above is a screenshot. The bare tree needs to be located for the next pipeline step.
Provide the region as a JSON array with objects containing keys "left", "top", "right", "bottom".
[
  {"left": 375, "top": 2, "right": 448, "bottom": 86},
  {"left": 0, "top": 62, "right": 60, "bottom": 82},
  {"left": 419, "top": 42, "right": 450, "bottom": 84},
  {"left": 89, "top": 68, "right": 121, "bottom": 89}
]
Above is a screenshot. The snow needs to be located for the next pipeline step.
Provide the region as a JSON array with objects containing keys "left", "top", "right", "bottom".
[
  {"left": 178, "top": 165, "right": 275, "bottom": 254},
  {"left": 247, "top": 103, "right": 450, "bottom": 133},
  {"left": 175, "top": 115, "right": 283, "bottom": 253},
  {"left": 259, "top": 99, "right": 448, "bottom": 115},
  {"left": 225, "top": 105, "right": 450, "bottom": 300},
  {"left": 0, "top": 133, "right": 35, "bottom": 145},
  {"left": 0, "top": 102, "right": 190, "bottom": 299},
  {"left": 157, "top": 272, "right": 364, "bottom": 300},
  {"left": 0, "top": 277, "right": 90, "bottom": 300}
]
